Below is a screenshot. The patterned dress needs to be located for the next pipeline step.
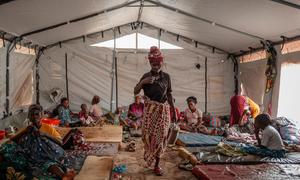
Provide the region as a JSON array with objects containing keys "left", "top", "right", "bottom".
[{"left": 139, "top": 71, "right": 172, "bottom": 166}]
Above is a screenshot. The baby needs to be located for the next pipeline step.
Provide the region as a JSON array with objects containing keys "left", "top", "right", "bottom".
[{"left": 79, "top": 104, "right": 94, "bottom": 126}]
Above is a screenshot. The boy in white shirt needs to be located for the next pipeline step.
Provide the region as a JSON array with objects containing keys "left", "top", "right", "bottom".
[{"left": 241, "top": 113, "right": 286, "bottom": 158}]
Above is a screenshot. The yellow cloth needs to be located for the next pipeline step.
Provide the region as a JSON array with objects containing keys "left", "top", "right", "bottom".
[
  {"left": 40, "top": 123, "right": 62, "bottom": 140},
  {"left": 247, "top": 98, "right": 260, "bottom": 118}
]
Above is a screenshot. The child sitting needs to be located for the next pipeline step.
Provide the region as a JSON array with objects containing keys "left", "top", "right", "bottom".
[
  {"left": 79, "top": 104, "right": 94, "bottom": 126},
  {"left": 240, "top": 113, "right": 286, "bottom": 158}
]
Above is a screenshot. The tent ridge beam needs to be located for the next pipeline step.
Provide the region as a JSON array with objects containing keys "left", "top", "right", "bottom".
[
  {"left": 145, "top": 0, "right": 264, "bottom": 41},
  {"left": 0, "top": 0, "right": 16, "bottom": 6},
  {"left": 137, "top": 0, "right": 145, "bottom": 22},
  {"left": 270, "top": 0, "right": 300, "bottom": 10},
  {"left": 19, "top": 0, "right": 140, "bottom": 38}
]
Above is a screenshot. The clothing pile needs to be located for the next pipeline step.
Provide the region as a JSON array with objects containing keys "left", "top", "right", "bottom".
[
  {"left": 226, "top": 126, "right": 257, "bottom": 144},
  {"left": 272, "top": 117, "right": 300, "bottom": 145}
]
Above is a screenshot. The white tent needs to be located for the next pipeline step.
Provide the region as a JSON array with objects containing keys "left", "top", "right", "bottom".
[{"left": 1, "top": 0, "right": 300, "bottom": 120}]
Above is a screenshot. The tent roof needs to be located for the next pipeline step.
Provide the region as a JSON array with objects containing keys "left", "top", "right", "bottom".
[{"left": 1, "top": 0, "right": 300, "bottom": 53}]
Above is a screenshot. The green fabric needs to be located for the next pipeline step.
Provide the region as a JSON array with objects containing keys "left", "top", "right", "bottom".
[
  {"left": 0, "top": 142, "right": 32, "bottom": 179},
  {"left": 0, "top": 142, "right": 28, "bottom": 169},
  {"left": 216, "top": 142, "right": 246, "bottom": 157}
]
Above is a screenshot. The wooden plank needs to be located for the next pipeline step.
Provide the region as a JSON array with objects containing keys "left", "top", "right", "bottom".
[
  {"left": 75, "top": 156, "right": 113, "bottom": 180},
  {"left": 56, "top": 125, "right": 123, "bottom": 143}
]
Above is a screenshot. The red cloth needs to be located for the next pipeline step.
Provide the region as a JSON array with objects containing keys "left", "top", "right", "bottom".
[
  {"left": 192, "top": 164, "right": 279, "bottom": 180},
  {"left": 78, "top": 110, "right": 88, "bottom": 119},
  {"left": 148, "top": 46, "right": 163, "bottom": 63},
  {"left": 230, "top": 95, "right": 247, "bottom": 126}
]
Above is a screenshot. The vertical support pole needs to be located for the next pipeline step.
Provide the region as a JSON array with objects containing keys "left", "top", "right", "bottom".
[
  {"left": 135, "top": 31, "right": 138, "bottom": 51},
  {"left": 65, "top": 53, "right": 69, "bottom": 100},
  {"left": 232, "top": 55, "right": 239, "bottom": 95},
  {"left": 158, "top": 29, "right": 161, "bottom": 48},
  {"left": 35, "top": 48, "right": 44, "bottom": 105},
  {"left": 5, "top": 42, "right": 11, "bottom": 116},
  {"left": 110, "top": 28, "right": 116, "bottom": 112},
  {"left": 204, "top": 57, "right": 208, "bottom": 114},
  {"left": 115, "top": 56, "right": 118, "bottom": 111},
  {"left": 35, "top": 50, "right": 41, "bottom": 104}
]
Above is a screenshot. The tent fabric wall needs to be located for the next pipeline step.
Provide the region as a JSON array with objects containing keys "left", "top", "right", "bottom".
[
  {"left": 39, "top": 39, "right": 113, "bottom": 112},
  {"left": 240, "top": 59, "right": 266, "bottom": 110},
  {"left": 0, "top": 44, "right": 35, "bottom": 119},
  {"left": 9, "top": 52, "right": 35, "bottom": 113},
  {"left": 239, "top": 46, "right": 300, "bottom": 117},
  {"left": 38, "top": 24, "right": 233, "bottom": 115},
  {"left": 271, "top": 49, "right": 300, "bottom": 116}
]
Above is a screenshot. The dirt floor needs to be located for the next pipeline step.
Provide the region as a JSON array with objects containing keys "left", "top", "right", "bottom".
[{"left": 114, "top": 137, "right": 197, "bottom": 180}]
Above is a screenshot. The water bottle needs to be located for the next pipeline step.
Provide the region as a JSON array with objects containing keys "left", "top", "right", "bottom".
[{"left": 114, "top": 114, "right": 120, "bottom": 125}]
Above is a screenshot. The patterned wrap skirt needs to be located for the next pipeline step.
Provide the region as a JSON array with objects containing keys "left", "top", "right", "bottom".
[{"left": 142, "top": 99, "right": 171, "bottom": 166}]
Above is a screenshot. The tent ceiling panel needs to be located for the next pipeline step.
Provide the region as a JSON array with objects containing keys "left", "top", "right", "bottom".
[
  {"left": 25, "top": 7, "right": 138, "bottom": 46},
  {"left": 157, "top": 0, "right": 300, "bottom": 46},
  {"left": 0, "top": 0, "right": 130, "bottom": 36},
  {"left": 1, "top": 0, "right": 300, "bottom": 53},
  {"left": 141, "top": 7, "right": 258, "bottom": 52}
]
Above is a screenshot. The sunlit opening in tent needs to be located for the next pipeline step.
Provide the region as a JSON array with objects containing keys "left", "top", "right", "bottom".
[{"left": 91, "top": 33, "right": 183, "bottom": 49}]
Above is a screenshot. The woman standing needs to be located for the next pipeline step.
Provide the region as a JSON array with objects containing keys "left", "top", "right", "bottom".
[{"left": 134, "top": 46, "right": 176, "bottom": 176}]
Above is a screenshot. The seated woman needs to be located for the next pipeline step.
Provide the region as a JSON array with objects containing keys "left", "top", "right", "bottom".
[
  {"left": 1, "top": 104, "right": 76, "bottom": 179},
  {"left": 123, "top": 95, "right": 144, "bottom": 129},
  {"left": 79, "top": 104, "right": 95, "bottom": 126},
  {"left": 247, "top": 97, "right": 260, "bottom": 119},
  {"left": 58, "top": 97, "right": 81, "bottom": 127},
  {"left": 240, "top": 114, "right": 286, "bottom": 158},
  {"left": 229, "top": 92, "right": 255, "bottom": 134},
  {"left": 180, "top": 96, "right": 210, "bottom": 134},
  {"left": 89, "top": 95, "right": 105, "bottom": 125}
]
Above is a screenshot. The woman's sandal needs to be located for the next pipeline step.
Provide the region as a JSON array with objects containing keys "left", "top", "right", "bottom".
[
  {"left": 126, "top": 142, "right": 136, "bottom": 152},
  {"left": 154, "top": 167, "right": 164, "bottom": 176},
  {"left": 178, "top": 160, "right": 193, "bottom": 171}
]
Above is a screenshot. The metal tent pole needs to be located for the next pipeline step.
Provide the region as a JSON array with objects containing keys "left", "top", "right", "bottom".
[
  {"left": 115, "top": 56, "right": 119, "bottom": 111},
  {"left": 110, "top": 28, "right": 117, "bottom": 112},
  {"left": 158, "top": 29, "right": 161, "bottom": 48},
  {"left": 5, "top": 40, "right": 16, "bottom": 117},
  {"left": 204, "top": 57, "right": 208, "bottom": 114},
  {"left": 65, "top": 53, "right": 69, "bottom": 99},
  {"left": 35, "top": 48, "right": 44, "bottom": 104}
]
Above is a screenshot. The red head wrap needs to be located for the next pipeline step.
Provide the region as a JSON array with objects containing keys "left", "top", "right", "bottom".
[{"left": 148, "top": 46, "right": 163, "bottom": 63}]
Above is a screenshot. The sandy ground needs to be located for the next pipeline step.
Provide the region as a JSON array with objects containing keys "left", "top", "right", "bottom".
[{"left": 114, "top": 138, "right": 197, "bottom": 180}]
